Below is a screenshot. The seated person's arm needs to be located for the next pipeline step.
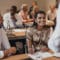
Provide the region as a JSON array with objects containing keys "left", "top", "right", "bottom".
[
  {"left": 4, "top": 47, "right": 16, "bottom": 57},
  {"left": 1, "top": 29, "right": 16, "bottom": 58},
  {"left": 22, "top": 15, "right": 34, "bottom": 23},
  {"left": 26, "top": 28, "right": 34, "bottom": 54},
  {"left": 26, "top": 39, "right": 35, "bottom": 54}
]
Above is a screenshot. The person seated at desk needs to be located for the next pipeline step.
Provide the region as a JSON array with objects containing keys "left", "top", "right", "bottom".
[
  {"left": 46, "top": 4, "right": 57, "bottom": 29},
  {"left": 26, "top": 11, "right": 53, "bottom": 54},
  {"left": 29, "top": 5, "right": 39, "bottom": 20},
  {"left": 3, "top": 5, "right": 18, "bottom": 29},
  {"left": 18, "top": 4, "right": 34, "bottom": 27},
  {"left": 28, "top": 1, "right": 39, "bottom": 19},
  {"left": 0, "top": 14, "right": 16, "bottom": 58},
  {"left": 28, "top": 0, "right": 38, "bottom": 16}
]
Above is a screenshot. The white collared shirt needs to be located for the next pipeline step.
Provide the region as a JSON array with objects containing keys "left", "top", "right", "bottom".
[
  {"left": 48, "top": 4, "right": 60, "bottom": 52},
  {"left": 3, "top": 12, "right": 16, "bottom": 29},
  {"left": 0, "top": 28, "right": 10, "bottom": 50}
]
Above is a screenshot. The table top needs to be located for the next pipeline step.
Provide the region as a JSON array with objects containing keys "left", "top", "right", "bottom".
[
  {"left": 3, "top": 54, "right": 28, "bottom": 60},
  {"left": 3, "top": 54, "right": 60, "bottom": 60}
]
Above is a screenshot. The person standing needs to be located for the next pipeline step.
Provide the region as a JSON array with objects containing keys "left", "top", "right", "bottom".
[{"left": 48, "top": 0, "right": 60, "bottom": 52}]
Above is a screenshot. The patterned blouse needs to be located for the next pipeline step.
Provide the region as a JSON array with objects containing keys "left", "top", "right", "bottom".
[{"left": 26, "top": 27, "right": 52, "bottom": 51}]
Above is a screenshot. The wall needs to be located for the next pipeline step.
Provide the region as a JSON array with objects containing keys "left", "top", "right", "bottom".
[
  {"left": 46, "top": 0, "right": 56, "bottom": 12},
  {"left": 0, "top": 0, "right": 56, "bottom": 15}
]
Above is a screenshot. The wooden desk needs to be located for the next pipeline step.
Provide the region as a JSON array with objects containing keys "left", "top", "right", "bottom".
[
  {"left": 6, "top": 29, "right": 26, "bottom": 54},
  {"left": 3, "top": 54, "right": 28, "bottom": 60},
  {"left": 7, "top": 29, "right": 26, "bottom": 40},
  {"left": 3, "top": 54, "right": 60, "bottom": 60}
]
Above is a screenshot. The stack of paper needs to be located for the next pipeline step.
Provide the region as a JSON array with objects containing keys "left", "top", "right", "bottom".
[
  {"left": 28, "top": 51, "right": 60, "bottom": 60},
  {"left": 28, "top": 52, "right": 53, "bottom": 60},
  {"left": 40, "top": 52, "right": 53, "bottom": 58}
]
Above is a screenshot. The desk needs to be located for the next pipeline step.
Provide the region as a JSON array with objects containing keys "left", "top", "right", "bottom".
[
  {"left": 7, "top": 29, "right": 26, "bottom": 40},
  {"left": 6, "top": 29, "right": 26, "bottom": 54},
  {"left": 3, "top": 54, "right": 28, "bottom": 60},
  {"left": 3, "top": 54, "right": 60, "bottom": 60}
]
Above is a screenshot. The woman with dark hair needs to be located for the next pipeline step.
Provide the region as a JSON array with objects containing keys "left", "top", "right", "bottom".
[{"left": 26, "top": 10, "right": 52, "bottom": 53}]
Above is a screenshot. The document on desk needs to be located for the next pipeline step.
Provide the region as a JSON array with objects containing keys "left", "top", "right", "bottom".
[
  {"left": 53, "top": 53, "right": 60, "bottom": 57},
  {"left": 28, "top": 52, "right": 53, "bottom": 60},
  {"left": 12, "top": 29, "right": 26, "bottom": 32},
  {"left": 28, "top": 52, "right": 42, "bottom": 60}
]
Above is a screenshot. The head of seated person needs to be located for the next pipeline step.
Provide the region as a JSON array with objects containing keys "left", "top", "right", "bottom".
[
  {"left": 10, "top": 5, "right": 17, "bottom": 16},
  {"left": 21, "top": 4, "right": 28, "bottom": 12},
  {"left": 49, "top": 4, "right": 56, "bottom": 12},
  {"left": 33, "top": 10, "right": 46, "bottom": 29},
  {"left": 32, "top": 1, "right": 38, "bottom": 7}
]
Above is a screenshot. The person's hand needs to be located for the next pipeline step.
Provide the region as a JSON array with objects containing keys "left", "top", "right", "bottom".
[
  {"left": 41, "top": 47, "right": 49, "bottom": 52},
  {"left": 46, "top": 20, "right": 54, "bottom": 26},
  {"left": 4, "top": 50, "right": 9, "bottom": 57},
  {"left": 28, "top": 48, "right": 35, "bottom": 54},
  {"left": 8, "top": 47, "right": 16, "bottom": 54},
  {"left": 3, "top": 47, "right": 16, "bottom": 58}
]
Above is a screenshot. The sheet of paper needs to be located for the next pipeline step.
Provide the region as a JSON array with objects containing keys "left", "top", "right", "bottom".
[
  {"left": 12, "top": 29, "right": 26, "bottom": 32},
  {"left": 53, "top": 53, "right": 60, "bottom": 57},
  {"left": 28, "top": 52, "right": 53, "bottom": 60},
  {"left": 40, "top": 52, "right": 53, "bottom": 58},
  {"left": 28, "top": 52, "right": 42, "bottom": 60}
]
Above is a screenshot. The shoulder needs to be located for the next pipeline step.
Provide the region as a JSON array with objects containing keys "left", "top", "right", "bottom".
[
  {"left": 3, "top": 12, "right": 10, "bottom": 18},
  {"left": 27, "top": 27, "right": 36, "bottom": 34}
]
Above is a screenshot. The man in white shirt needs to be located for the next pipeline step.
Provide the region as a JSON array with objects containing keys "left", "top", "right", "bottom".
[
  {"left": 48, "top": 1, "right": 60, "bottom": 52},
  {"left": 3, "top": 6, "right": 18, "bottom": 29},
  {"left": 0, "top": 14, "right": 16, "bottom": 58}
]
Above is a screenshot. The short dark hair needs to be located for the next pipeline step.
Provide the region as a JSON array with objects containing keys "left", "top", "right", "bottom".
[
  {"left": 10, "top": 5, "right": 17, "bottom": 12},
  {"left": 35, "top": 10, "right": 46, "bottom": 18},
  {"left": 33, "top": 10, "right": 46, "bottom": 27}
]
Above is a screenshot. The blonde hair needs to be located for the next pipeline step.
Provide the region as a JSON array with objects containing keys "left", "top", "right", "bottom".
[{"left": 21, "top": 4, "right": 28, "bottom": 10}]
